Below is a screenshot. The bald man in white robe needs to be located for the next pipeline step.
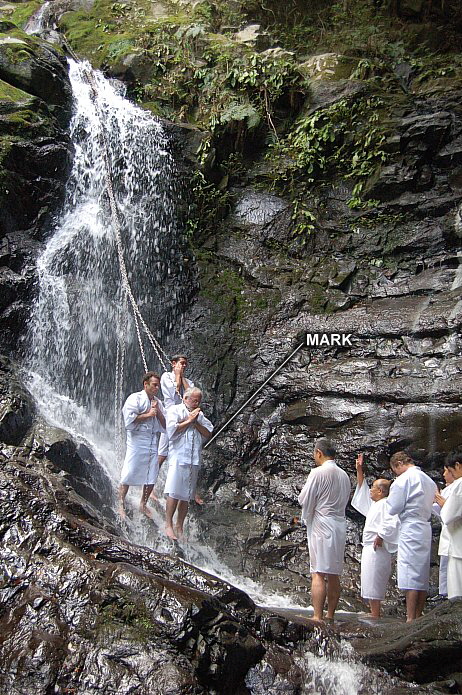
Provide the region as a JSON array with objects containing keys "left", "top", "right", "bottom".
[
  {"left": 386, "top": 451, "right": 437, "bottom": 622},
  {"left": 351, "top": 453, "right": 400, "bottom": 618},
  {"left": 298, "top": 438, "right": 351, "bottom": 622}
]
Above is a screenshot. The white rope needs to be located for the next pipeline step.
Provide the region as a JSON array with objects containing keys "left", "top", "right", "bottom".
[
  {"left": 82, "top": 65, "right": 170, "bottom": 373},
  {"left": 114, "top": 294, "right": 128, "bottom": 464}
]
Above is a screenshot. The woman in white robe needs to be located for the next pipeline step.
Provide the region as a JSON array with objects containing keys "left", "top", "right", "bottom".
[
  {"left": 439, "top": 451, "right": 462, "bottom": 599},
  {"left": 432, "top": 466, "right": 455, "bottom": 596}
]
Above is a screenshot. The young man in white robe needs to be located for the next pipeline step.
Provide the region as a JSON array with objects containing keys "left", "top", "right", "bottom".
[
  {"left": 386, "top": 451, "right": 437, "bottom": 622},
  {"left": 351, "top": 453, "right": 400, "bottom": 618},
  {"left": 150, "top": 354, "right": 195, "bottom": 502},
  {"left": 164, "top": 387, "right": 213, "bottom": 540},
  {"left": 432, "top": 465, "right": 455, "bottom": 597},
  {"left": 118, "top": 372, "right": 166, "bottom": 520},
  {"left": 298, "top": 438, "right": 351, "bottom": 622},
  {"left": 439, "top": 449, "right": 462, "bottom": 599}
]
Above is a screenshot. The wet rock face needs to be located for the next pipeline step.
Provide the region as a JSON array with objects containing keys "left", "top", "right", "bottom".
[
  {"left": 0, "top": 441, "right": 324, "bottom": 695},
  {"left": 180, "top": 79, "right": 462, "bottom": 614},
  {"left": 0, "top": 23, "right": 73, "bottom": 354},
  {"left": 353, "top": 599, "right": 462, "bottom": 685}
]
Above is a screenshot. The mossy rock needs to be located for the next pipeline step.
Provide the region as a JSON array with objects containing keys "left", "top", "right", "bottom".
[
  {"left": 0, "top": 76, "right": 34, "bottom": 105},
  {"left": 0, "top": 24, "right": 71, "bottom": 108},
  {"left": 2, "top": 3, "right": 41, "bottom": 29},
  {"left": 298, "top": 53, "right": 360, "bottom": 82}
]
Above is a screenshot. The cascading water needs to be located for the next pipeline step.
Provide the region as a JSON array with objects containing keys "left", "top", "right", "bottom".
[{"left": 28, "top": 59, "right": 191, "bottom": 473}]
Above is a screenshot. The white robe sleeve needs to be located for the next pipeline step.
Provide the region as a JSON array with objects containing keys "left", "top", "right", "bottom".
[
  {"left": 160, "top": 372, "right": 177, "bottom": 409},
  {"left": 122, "top": 393, "right": 145, "bottom": 431},
  {"left": 197, "top": 411, "right": 213, "bottom": 439},
  {"left": 378, "top": 505, "right": 400, "bottom": 552},
  {"left": 298, "top": 474, "right": 317, "bottom": 529},
  {"left": 441, "top": 488, "right": 462, "bottom": 526},
  {"left": 166, "top": 406, "right": 183, "bottom": 441},
  {"left": 351, "top": 480, "right": 372, "bottom": 517},
  {"left": 386, "top": 477, "right": 408, "bottom": 517}
]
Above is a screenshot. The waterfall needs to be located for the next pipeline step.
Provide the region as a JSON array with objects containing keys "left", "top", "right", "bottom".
[{"left": 28, "top": 59, "right": 191, "bottom": 476}]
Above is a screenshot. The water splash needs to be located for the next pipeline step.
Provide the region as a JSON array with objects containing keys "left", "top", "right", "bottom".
[
  {"left": 28, "top": 59, "right": 190, "bottom": 433},
  {"left": 246, "top": 639, "right": 387, "bottom": 695}
]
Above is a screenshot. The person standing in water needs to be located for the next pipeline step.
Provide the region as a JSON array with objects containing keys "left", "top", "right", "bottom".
[
  {"left": 298, "top": 438, "right": 351, "bottom": 622},
  {"left": 164, "top": 387, "right": 213, "bottom": 540},
  {"left": 118, "top": 372, "right": 166, "bottom": 519},
  {"left": 386, "top": 451, "right": 437, "bottom": 622},
  {"left": 351, "top": 452, "right": 400, "bottom": 618}
]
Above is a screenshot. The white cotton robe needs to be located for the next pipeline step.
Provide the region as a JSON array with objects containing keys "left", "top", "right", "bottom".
[
  {"left": 351, "top": 481, "right": 400, "bottom": 600},
  {"left": 298, "top": 460, "right": 351, "bottom": 575},
  {"left": 164, "top": 403, "right": 213, "bottom": 502},
  {"left": 120, "top": 391, "right": 166, "bottom": 486},
  {"left": 386, "top": 466, "right": 437, "bottom": 591},
  {"left": 440, "top": 476, "right": 462, "bottom": 599},
  {"left": 158, "top": 372, "right": 194, "bottom": 456},
  {"left": 433, "top": 483, "right": 454, "bottom": 596}
]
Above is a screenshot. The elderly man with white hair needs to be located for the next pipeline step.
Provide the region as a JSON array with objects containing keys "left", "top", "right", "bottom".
[{"left": 164, "top": 386, "right": 213, "bottom": 540}]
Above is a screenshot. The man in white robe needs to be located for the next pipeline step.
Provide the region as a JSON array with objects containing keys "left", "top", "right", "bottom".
[
  {"left": 432, "top": 465, "right": 455, "bottom": 596},
  {"left": 440, "top": 449, "right": 462, "bottom": 599},
  {"left": 386, "top": 451, "right": 437, "bottom": 622},
  {"left": 351, "top": 452, "right": 399, "bottom": 618},
  {"left": 298, "top": 438, "right": 351, "bottom": 622},
  {"left": 164, "top": 387, "right": 213, "bottom": 540},
  {"left": 118, "top": 372, "right": 166, "bottom": 519}
]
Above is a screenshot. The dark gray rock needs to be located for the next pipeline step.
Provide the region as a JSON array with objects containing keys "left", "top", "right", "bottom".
[
  {"left": 0, "top": 355, "right": 35, "bottom": 445},
  {"left": 0, "top": 25, "right": 73, "bottom": 353}
]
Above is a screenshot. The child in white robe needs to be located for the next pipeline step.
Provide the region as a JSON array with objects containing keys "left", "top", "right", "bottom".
[{"left": 352, "top": 453, "right": 400, "bottom": 618}]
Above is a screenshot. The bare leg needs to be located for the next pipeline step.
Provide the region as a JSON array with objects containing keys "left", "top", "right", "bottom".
[
  {"left": 140, "top": 485, "right": 154, "bottom": 518},
  {"left": 369, "top": 599, "right": 381, "bottom": 618},
  {"left": 311, "top": 572, "right": 326, "bottom": 621},
  {"left": 150, "top": 456, "right": 167, "bottom": 501},
  {"left": 405, "top": 589, "right": 426, "bottom": 622},
  {"left": 416, "top": 590, "right": 427, "bottom": 618},
  {"left": 326, "top": 574, "right": 341, "bottom": 620},
  {"left": 175, "top": 500, "right": 189, "bottom": 537},
  {"left": 118, "top": 484, "right": 129, "bottom": 519},
  {"left": 165, "top": 496, "right": 179, "bottom": 540}
]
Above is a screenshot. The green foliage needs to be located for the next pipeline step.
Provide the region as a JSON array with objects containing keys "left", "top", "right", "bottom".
[
  {"left": 133, "top": 22, "right": 306, "bottom": 144},
  {"left": 186, "top": 169, "right": 230, "bottom": 240},
  {"left": 265, "top": 94, "right": 388, "bottom": 212}
]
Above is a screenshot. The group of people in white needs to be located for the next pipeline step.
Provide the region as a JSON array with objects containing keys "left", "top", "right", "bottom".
[
  {"left": 118, "top": 359, "right": 462, "bottom": 623},
  {"left": 299, "top": 438, "right": 462, "bottom": 623},
  {"left": 118, "top": 355, "right": 213, "bottom": 540}
]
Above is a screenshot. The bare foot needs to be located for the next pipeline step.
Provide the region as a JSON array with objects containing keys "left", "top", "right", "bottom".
[
  {"left": 165, "top": 526, "right": 177, "bottom": 540},
  {"left": 174, "top": 524, "right": 184, "bottom": 539},
  {"left": 140, "top": 505, "right": 153, "bottom": 519},
  {"left": 311, "top": 616, "right": 325, "bottom": 623},
  {"left": 194, "top": 494, "right": 204, "bottom": 505}
]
